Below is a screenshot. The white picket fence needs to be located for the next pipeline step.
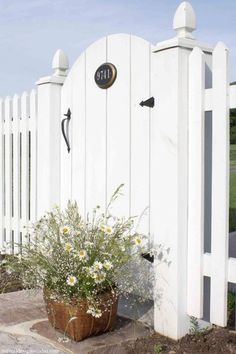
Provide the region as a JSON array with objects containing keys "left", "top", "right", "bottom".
[
  {"left": 0, "top": 91, "right": 37, "bottom": 253},
  {"left": 187, "top": 42, "right": 236, "bottom": 327},
  {"left": 0, "top": 0, "right": 235, "bottom": 341}
]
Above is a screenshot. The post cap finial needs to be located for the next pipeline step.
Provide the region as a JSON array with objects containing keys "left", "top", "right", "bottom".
[
  {"left": 173, "top": 2, "right": 196, "bottom": 39},
  {"left": 52, "top": 49, "right": 69, "bottom": 77}
]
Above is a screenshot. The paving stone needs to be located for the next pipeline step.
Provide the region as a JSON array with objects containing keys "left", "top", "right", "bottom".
[
  {"left": 0, "top": 332, "right": 65, "bottom": 354},
  {"left": 0, "top": 290, "right": 46, "bottom": 325},
  {"left": 0, "top": 290, "right": 152, "bottom": 353},
  {"left": 31, "top": 317, "right": 150, "bottom": 354}
]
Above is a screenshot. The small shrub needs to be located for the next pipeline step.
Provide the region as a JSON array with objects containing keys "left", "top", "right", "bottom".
[
  {"left": 189, "top": 316, "right": 209, "bottom": 336},
  {"left": 153, "top": 343, "right": 163, "bottom": 353}
]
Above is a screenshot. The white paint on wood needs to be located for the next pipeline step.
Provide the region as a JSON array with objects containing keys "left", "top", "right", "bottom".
[
  {"left": 106, "top": 34, "right": 131, "bottom": 217},
  {"left": 151, "top": 43, "right": 190, "bottom": 339},
  {"left": 61, "top": 34, "right": 152, "bottom": 223},
  {"left": 205, "top": 85, "right": 236, "bottom": 111},
  {"left": 173, "top": 1, "right": 196, "bottom": 39},
  {"left": 70, "top": 54, "right": 86, "bottom": 217},
  {"left": 85, "top": 37, "right": 107, "bottom": 214},
  {"left": 52, "top": 49, "right": 69, "bottom": 77},
  {"left": 187, "top": 47, "right": 205, "bottom": 318},
  {"left": 0, "top": 99, "right": 4, "bottom": 250},
  {"left": 60, "top": 74, "right": 72, "bottom": 208},
  {"left": 12, "top": 94, "right": 21, "bottom": 252},
  {"left": 29, "top": 89, "right": 37, "bottom": 224},
  {"left": 37, "top": 72, "right": 64, "bottom": 216},
  {"left": 130, "top": 36, "right": 151, "bottom": 234},
  {"left": 4, "top": 97, "right": 13, "bottom": 251},
  {"left": 210, "top": 42, "right": 229, "bottom": 326},
  {"left": 20, "top": 92, "right": 30, "bottom": 241},
  {"left": 203, "top": 253, "right": 236, "bottom": 285}
]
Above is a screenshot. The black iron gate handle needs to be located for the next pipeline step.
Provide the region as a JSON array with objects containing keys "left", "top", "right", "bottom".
[{"left": 61, "top": 108, "right": 71, "bottom": 153}]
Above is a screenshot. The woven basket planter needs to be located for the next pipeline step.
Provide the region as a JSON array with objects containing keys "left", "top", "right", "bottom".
[{"left": 43, "top": 288, "right": 118, "bottom": 341}]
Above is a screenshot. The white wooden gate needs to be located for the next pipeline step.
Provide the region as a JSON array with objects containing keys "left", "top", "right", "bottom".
[{"left": 60, "top": 34, "right": 154, "bottom": 236}]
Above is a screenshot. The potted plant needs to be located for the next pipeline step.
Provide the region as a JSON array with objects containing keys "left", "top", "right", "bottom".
[{"left": 6, "top": 185, "right": 168, "bottom": 341}]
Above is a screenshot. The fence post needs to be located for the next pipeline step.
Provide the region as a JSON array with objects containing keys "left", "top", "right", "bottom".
[
  {"left": 151, "top": 2, "right": 213, "bottom": 339},
  {"left": 36, "top": 49, "right": 69, "bottom": 217}
]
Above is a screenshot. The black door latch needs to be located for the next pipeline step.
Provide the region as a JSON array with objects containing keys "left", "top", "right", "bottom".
[{"left": 61, "top": 108, "right": 71, "bottom": 153}]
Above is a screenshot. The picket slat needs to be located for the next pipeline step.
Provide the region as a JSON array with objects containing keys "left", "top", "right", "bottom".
[
  {"left": 20, "top": 92, "right": 30, "bottom": 242},
  {"left": 85, "top": 37, "right": 106, "bottom": 213},
  {"left": 71, "top": 53, "right": 86, "bottom": 218},
  {"left": 187, "top": 47, "right": 205, "bottom": 318},
  {"left": 29, "top": 89, "right": 37, "bottom": 224},
  {"left": 60, "top": 78, "right": 72, "bottom": 209},
  {"left": 130, "top": 36, "right": 151, "bottom": 234},
  {"left": 0, "top": 99, "right": 4, "bottom": 251},
  {"left": 106, "top": 34, "right": 131, "bottom": 217},
  {"left": 12, "top": 94, "right": 21, "bottom": 252},
  {"left": 4, "top": 97, "right": 13, "bottom": 252},
  {"left": 210, "top": 42, "right": 229, "bottom": 326}
]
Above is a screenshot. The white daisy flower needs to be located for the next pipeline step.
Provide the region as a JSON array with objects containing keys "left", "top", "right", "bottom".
[
  {"left": 134, "top": 237, "right": 142, "bottom": 246},
  {"left": 93, "top": 261, "right": 103, "bottom": 270},
  {"left": 66, "top": 275, "right": 77, "bottom": 286},
  {"left": 103, "top": 260, "right": 113, "bottom": 270},
  {"left": 89, "top": 269, "right": 97, "bottom": 279},
  {"left": 87, "top": 307, "right": 102, "bottom": 318},
  {"left": 105, "top": 226, "right": 113, "bottom": 234},
  {"left": 94, "top": 271, "right": 106, "bottom": 284},
  {"left": 93, "top": 309, "right": 102, "bottom": 318},
  {"left": 78, "top": 249, "right": 87, "bottom": 260},
  {"left": 64, "top": 243, "right": 73, "bottom": 252},
  {"left": 61, "top": 226, "right": 70, "bottom": 235}
]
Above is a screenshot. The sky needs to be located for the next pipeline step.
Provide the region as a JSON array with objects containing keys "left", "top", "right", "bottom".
[{"left": 0, "top": 0, "right": 235, "bottom": 97}]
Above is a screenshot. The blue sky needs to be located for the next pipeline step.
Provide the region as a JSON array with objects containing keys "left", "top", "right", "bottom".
[{"left": 0, "top": 0, "right": 235, "bottom": 97}]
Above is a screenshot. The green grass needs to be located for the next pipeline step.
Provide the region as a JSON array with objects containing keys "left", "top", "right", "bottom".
[
  {"left": 230, "top": 172, "right": 236, "bottom": 231},
  {"left": 230, "top": 144, "right": 236, "bottom": 168}
]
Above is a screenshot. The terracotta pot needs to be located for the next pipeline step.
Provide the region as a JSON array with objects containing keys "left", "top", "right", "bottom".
[{"left": 43, "top": 288, "right": 118, "bottom": 341}]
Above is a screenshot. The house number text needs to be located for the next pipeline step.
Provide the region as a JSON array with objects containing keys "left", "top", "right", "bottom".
[{"left": 94, "top": 63, "right": 117, "bottom": 89}]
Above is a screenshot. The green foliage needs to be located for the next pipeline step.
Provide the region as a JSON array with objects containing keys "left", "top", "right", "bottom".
[
  {"left": 230, "top": 109, "right": 236, "bottom": 144},
  {"left": 230, "top": 127, "right": 236, "bottom": 145},
  {"left": 230, "top": 171, "right": 236, "bottom": 232},
  {"left": 189, "top": 316, "right": 209, "bottom": 336},
  {"left": 6, "top": 185, "right": 169, "bottom": 317},
  {"left": 228, "top": 291, "right": 236, "bottom": 313},
  {"left": 230, "top": 145, "right": 236, "bottom": 167},
  {"left": 153, "top": 344, "right": 163, "bottom": 353},
  {"left": 0, "top": 255, "right": 23, "bottom": 293}
]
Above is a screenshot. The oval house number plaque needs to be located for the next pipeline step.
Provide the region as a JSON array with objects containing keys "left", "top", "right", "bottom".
[{"left": 94, "top": 63, "right": 117, "bottom": 89}]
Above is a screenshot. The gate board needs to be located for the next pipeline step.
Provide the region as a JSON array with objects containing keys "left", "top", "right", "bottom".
[{"left": 61, "top": 34, "right": 153, "bottom": 234}]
